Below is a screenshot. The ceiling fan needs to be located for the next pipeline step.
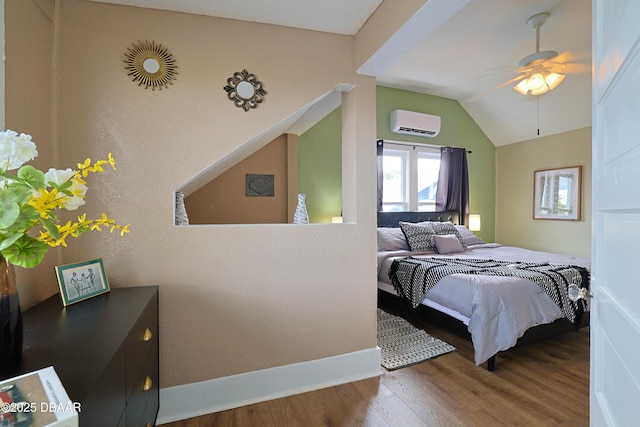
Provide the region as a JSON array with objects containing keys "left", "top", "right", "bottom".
[
  {"left": 511, "top": 12, "right": 566, "bottom": 96},
  {"left": 468, "top": 10, "right": 588, "bottom": 101}
]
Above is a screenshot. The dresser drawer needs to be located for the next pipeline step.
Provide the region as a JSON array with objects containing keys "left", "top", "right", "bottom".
[
  {"left": 125, "top": 348, "right": 159, "bottom": 426},
  {"left": 126, "top": 292, "right": 158, "bottom": 399},
  {"left": 78, "top": 345, "right": 127, "bottom": 426},
  {"left": 140, "top": 389, "right": 160, "bottom": 427}
]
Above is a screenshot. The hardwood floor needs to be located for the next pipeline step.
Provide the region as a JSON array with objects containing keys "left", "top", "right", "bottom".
[{"left": 161, "top": 316, "right": 589, "bottom": 426}]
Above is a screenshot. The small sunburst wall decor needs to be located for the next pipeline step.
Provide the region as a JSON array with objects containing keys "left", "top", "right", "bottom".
[{"left": 124, "top": 40, "right": 177, "bottom": 90}]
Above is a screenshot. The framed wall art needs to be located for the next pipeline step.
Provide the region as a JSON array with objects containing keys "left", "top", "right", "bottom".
[
  {"left": 55, "top": 258, "right": 110, "bottom": 306},
  {"left": 246, "top": 174, "right": 274, "bottom": 196},
  {"left": 533, "top": 166, "right": 582, "bottom": 220}
]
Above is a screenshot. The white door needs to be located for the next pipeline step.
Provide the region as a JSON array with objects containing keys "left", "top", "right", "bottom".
[{"left": 591, "top": 0, "right": 640, "bottom": 425}]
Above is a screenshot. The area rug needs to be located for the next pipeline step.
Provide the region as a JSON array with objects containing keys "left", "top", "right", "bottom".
[{"left": 377, "top": 308, "right": 457, "bottom": 370}]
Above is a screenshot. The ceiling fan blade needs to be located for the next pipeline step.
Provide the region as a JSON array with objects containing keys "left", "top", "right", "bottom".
[
  {"left": 527, "top": 60, "right": 590, "bottom": 75},
  {"left": 517, "top": 57, "right": 590, "bottom": 76},
  {"left": 464, "top": 74, "right": 527, "bottom": 102},
  {"left": 561, "top": 63, "right": 591, "bottom": 74},
  {"left": 554, "top": 49, "right": 592, "bottom": 65},
  {"left": 553, "top": 50, "right": 588, "bottom": 62},
  {"left": 541, "top": 62, "right": 590, "bottom": 74}
]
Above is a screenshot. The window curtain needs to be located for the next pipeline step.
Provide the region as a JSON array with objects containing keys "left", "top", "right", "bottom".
[
  {"left": 377, "top": 140, "right": 384, "bottom": 211},
  {"left": 435, "top": 146, "right": 469, "bottom": 224}
]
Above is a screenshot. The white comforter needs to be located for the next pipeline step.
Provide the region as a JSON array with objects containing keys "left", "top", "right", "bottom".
[{"left": 377, "top": 243, "right": 591, "bottom": 365}]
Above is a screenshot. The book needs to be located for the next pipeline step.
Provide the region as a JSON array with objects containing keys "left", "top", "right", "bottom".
[{"left": 0, "top": 366, "right": 78, "bottom": 427}]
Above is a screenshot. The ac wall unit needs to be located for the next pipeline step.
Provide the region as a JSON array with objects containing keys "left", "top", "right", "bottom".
[{"left": 390, "top": 109, "right": 441, "bottom": 138}]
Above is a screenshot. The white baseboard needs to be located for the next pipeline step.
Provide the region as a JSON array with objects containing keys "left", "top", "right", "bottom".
[{"left": 156, "top": 347, "right": 382, "bottom": 425}]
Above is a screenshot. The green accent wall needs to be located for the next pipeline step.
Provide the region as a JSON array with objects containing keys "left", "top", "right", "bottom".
[
  {"left": 297, "top": 86, "right": 497, "bottom": 242},
  {"left": 298, "top": 107, "right": 343, "bottom": 223},
  {"left": 377, "top": 86, "right": 496, "bottom": 242}
]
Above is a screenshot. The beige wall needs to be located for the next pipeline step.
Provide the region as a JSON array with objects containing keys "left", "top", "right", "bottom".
[
  {"left": 496, "top": 127, "right": 592, "bottom": 258},
  {"left": 51, "top": 0, "right": 379, "bottom": 388},
  {"left": 185, "top": 135, "right": 290, "bottom": 224},
  {"left": 5, "top": 0, "right": 61, "bottom": 309}
]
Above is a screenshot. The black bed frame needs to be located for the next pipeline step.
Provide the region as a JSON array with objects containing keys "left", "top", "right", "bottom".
[
  {"left": 376, "top": 211, "right": 590, "bottom": 371},
  {"left": 377, "top": 210, "right": 460, "bottom": 227}
]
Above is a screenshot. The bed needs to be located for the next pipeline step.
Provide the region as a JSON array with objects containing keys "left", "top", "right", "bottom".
[{"left": 376, "top": 211, "right": 590, "bottom": 371}]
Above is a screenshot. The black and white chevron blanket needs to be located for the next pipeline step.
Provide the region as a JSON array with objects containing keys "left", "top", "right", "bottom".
[{"left": 389, "top": 257, "right": 589, "bottom": 324}]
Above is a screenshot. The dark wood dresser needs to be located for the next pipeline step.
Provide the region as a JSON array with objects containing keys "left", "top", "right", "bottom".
[{"left": 0, "top": 286, "right": 159, "bottom": 426}]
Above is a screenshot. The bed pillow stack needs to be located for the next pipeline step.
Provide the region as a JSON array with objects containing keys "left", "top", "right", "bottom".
[{"left": 399, "top": 221, "right": 467, "bottom": 253}]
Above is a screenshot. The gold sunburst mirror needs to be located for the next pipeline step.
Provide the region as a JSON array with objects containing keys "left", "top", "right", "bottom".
[
  {"left": 224, "top": 69, "right": 267, "bottom": 111},
  {"left": 124, "top": 40, "right": 177, "bottom": 90}
]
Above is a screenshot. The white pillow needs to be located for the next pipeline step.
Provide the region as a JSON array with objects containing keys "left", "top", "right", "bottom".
[
  {"left": 377, "top": 227, "right": 410, "bottom": 251},
  {"left": 433, "top": 234, "right": 465, "bottom": 254}
]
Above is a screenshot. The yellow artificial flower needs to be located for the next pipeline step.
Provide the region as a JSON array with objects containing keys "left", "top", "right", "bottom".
[
  {"left": 108, "top": 152, "right": 116, "bottom": 170},
  {"left": 90, "top": 159, "right": 107, "bottom": 173},
  {"left": 119, "top": 224, "right": 131, "bottom": 236},
  {"left": 0, "top": 129, "right": 130, "bottom": 268},
  {"left": 74, "top": 170, "right": 87, "bottom": 186},
  {"left": 29, "top": 188, "right": 66, "bottom": 218},
  {"left": 77, "top": 158, "right": 92, "bottom": 177}
]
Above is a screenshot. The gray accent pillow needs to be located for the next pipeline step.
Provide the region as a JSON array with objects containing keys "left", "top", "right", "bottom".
[
  {"left": 433, "top": 234, "right": 465, "bottom": 254},
  {"left": 377, "top": 227, "right": 410, "bottom": 251},
  {"left": 431, "top": 221, "right": 467, "bottom": 249},
  {"left": 455, "top": 224, "right": 486, "bottom": 246},
  {"left": 399, "top": 221, "right": 437, "bottom": 252}
]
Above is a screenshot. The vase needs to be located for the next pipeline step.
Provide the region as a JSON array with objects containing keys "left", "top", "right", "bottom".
[
  {"left": 0, "top": 256, "right": 23, "bottom": 369},
  {"left": 174, "top": 191, "right": 190, "bottom": 226},
  {"left": 293, "top": 193, "right": 309, "bottom": 224}
]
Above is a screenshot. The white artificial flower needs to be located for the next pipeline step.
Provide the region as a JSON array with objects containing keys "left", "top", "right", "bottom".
[
  {"left": 63, "top": 194, "right": 87, "bottom": 211},
  {"left": 44, "top": 168, "right": 87, "bottom": 210},
  {"left": 44, "top": 168, "right": 74, "bottom": 186},
  {"left": 0, "top": 130, "right": 38, "bottom": 170}
]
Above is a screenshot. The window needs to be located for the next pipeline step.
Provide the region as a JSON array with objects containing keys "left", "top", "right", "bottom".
[{"left": 381, "top": 143, "right": 440, "bottom": 212}]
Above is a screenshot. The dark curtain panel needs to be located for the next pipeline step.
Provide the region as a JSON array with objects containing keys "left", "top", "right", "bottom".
[
  {"left": 377, "top": 140, "right": 384, "bottom": 211},
  {"left": 435, "top": 147, "right": 469, "bottom": 224}
]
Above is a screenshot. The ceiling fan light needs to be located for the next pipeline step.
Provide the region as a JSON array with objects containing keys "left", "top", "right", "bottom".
[
  {"left": 544, "top": 72, "right": 565, "bottom": 90},
  {"left": 529, "top": 84, "right": 550, "bottom": 96},
  {"left": 513, "top": 72, "right": 566, "bottom": 96},
  {"left": 527, "top": 73, "right": 546, "bottom": 91},
  {"left": 513, "top": 79, "right": 530, "bottom": 95}
]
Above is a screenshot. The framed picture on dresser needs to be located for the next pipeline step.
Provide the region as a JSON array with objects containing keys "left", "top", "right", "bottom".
[{"left": 55, "top": 258, "right": 110, "bottom": 306}]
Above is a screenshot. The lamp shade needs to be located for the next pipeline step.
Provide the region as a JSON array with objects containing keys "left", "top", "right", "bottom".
[
  {"left": 468, "top": 214, "right": 481, "bottom": 232},
  {"left": 514, "top": 72, "right": 565, "bottom": 96}
]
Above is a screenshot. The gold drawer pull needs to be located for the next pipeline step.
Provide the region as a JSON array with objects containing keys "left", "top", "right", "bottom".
[
  {"left": 143, "top": 328, "right": 153, "bottom": 342},
  {"left": 146, "top": 423, "right": 152, "bottom": 427},
  {"left": 143, "top": 376, "right": 153, "bottom": 391}
]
